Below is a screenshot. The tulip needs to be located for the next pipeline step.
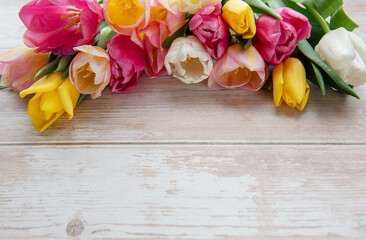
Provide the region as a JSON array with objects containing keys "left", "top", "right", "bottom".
[
  {"left": 253, "top": 7, "right": 311, "bottom": 65},
  {"left": 150, "top": 0, "right": 186, "bottom": 35},
  {"left": 140, "top": 22, "right": 169, "bottom": 77},
  {"left": 222, "top": 0, "right": 256, "bottom": 39},
  {"left": 189, "top": 3, "right": 230, "bottom": 60},
  {"left": 19, "top": 0, "right": 103, "bottom": 55},
  {"left": 104, "top": 0, "right": 150, "bottom": 36},
  {"left": 273, "top": 58, "right": 310, "bottom": 111},
  {"left": 176, "top": 0, "right": 221, "bottom": 14},
  {"left": 69, "top": 45, "right": 111, "bottom": 99},
  {"left": 106, "top": 34, "right": 146, "bottom": 93},
  {"left": 315, "top": 27, "right": 366, "bottom": 87},
  {"left": 164, "top": 36, "right": 213, "bottom": 84},
  {"left": 19, "top": 72, "right": 80, "bottom": 133},
  {"left": 0, "top": 46, "right": 48, "bottom": 92},
  {"left": 208, "top": 44, "right": 268, "bottom": 91}
]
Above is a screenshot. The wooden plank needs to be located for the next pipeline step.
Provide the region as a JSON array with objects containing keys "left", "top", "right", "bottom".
[
  {"left": 1, "top": 0, "right": 365, "bottom": 144},
  {"left": 0, "top": 77, "right": 365, "bottom": 144},
  {"left": 0, "top": 145, "right": 365, "bottom": 239}
]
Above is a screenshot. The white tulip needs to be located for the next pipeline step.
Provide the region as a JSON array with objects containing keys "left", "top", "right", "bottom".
[
  {"left": 164, "top": 36, "right": 213, "bottom": 84},
  {"left": 177, "top": 0, "right": 221, "bottom": 14},
  {"left": 315, "top": 27, "right": 366, "bottom": 87}
]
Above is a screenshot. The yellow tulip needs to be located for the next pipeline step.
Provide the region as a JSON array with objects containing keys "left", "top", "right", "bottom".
[
  {"left": 222, "top": 0, "right": 256, "bottom": 39},
  {"left": 20, "top": 72, "right": 80, "bottom": 133},
  {"left": 273, "top": 58, "right": 310, "bottom": 111},
  {"left": 103, "top": 0, "right": 150, "bottom": 35}
]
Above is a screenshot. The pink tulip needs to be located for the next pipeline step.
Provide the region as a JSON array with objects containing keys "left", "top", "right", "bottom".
[
  {"left": 0, "top": 46, "right": 48, "bottom": 92},
  {"left": 141, "top": 22, "right": 169, "bottom": 78},
  {"left": 19, "top": 0, "right": 104, "bottom": 55},
  {"left": 189, "top": 2, "right": 230, "bottom": 60},
  {"left": 208, "top": 44, "right": 268, "bottom": 91},
  {"left": 150, "top": 0, "right": 186, "bottom": 36},
  {"left": 106, "top": 34, "right": 146, "bottom": 93},
  {"left": 253, "top": 7, "right": 311, "bottom": 65}
]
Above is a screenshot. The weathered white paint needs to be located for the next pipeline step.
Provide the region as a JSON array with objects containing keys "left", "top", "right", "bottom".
[{"left": 0, "top": 146, "right": 366, "bottom": 239}]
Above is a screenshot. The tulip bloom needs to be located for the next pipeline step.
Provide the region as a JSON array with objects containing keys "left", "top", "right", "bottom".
[
  {"left": 253, "top": 7, "right": 311, "bottom": 65},
  {"left": 315, "top": 27, "right": 366, "bottom": 87},
  {"left": 69, "top": 45, "right": 111, "bottom": 99},
  {"left": 0, "top": 46, "right": 48, "bottom": 92},
  {"left": 189, "top": 3, "right": 230, "bottom": 60},
  {"left": 104, "top": 0, "right": 150, "bottom": 36},
  {"left": 176, "top": 0, "right": 221, "bottom": 14},
  {"left": 19, "top": 72, "right": 80, "bottom": 133},
  {"left": 106, "top": 34, "right": 146, "bottom": 93},
  {"left": 208, "top": 44, "right": 268, "bottom": 91},
  {"left": 273, "top": 58, "right": 310, "bottom": 111},
  {"left": 19, "top": 0, "right": 103, "bottom": 55},
  {"left": 164, "top": 36, "right": 213, "bottom": 84},
  {"left": 222, "top": 0, "right": 256, "bottom": 39},
  {"left": 141, "top": 22, "right": 169, "bottom": 77},
  {"left": 150, "top": 0, "right": 186, "bottom": 35}
]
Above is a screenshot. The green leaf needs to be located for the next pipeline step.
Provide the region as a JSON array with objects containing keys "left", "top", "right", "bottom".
[
  {"left": 62, "top": 65, "right": 70, "bottom": 80},
  {"left": 308, "top": 62, "right": 326, "bottom": 95},
  {"left": 297, "top": 39, "right": 359, "bottom": 99},
  {"left": 263, "top": 0, "right": 286, "bottom": 8},
  {"left": 330, "top": 6, "right": 359, "bottom": 31},
  {"left": 162, "top": 21, "right": 189, "bottom": 49},
  {"left": 246, "top": 0, "right": 283, "bottom": 20},
  {"left": 312, "top": 0, "right": 343, "bottom": 19},
  {"left": 55, "top": 55, "right": 73, "bottom": 73},
  {"left": 301, "top": 2, "right": 330, "bottom": 33},
  {"left": 46, "top": 52, "right": 58, "bottom": 64},
  {"left": 34, "top": 58, "right": 60, "bottom": 81},
  {"left": 78, "top": 94, "right": 89, "bottom": 105},
  {"left": 96, "top": 26, "right": 117, "bottom": 50}
]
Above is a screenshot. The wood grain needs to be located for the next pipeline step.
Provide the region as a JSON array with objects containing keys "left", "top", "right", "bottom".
[
  {"left": 0, "top": 0, "right": 366, "bottom": 240},
  {"left": 0, "top": 145, "right": 365, "bottom": 239},
  {"left": 1, "top": 77, "right": 365, "bottom": 144}
]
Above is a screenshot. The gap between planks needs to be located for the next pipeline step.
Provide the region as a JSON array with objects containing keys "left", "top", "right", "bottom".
[{"left": 1, "top": 141, "right": 366, "bottom": 146}]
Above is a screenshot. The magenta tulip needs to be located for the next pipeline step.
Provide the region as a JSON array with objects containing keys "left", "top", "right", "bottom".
[
  {"left": 106, "top": 35, "right": 146, "bottom": 93},
  {"left": 19, "top": 0, "right": 103, "bottom": 55},
  {"left": 189, "top": 2, "right": 230, "bottom": 60},
  {"left": 253, "top": 7, "right": 311, "bottom": 65}
]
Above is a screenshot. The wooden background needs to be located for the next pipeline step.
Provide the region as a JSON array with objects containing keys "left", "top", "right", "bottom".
[{"left": 0, "top": 0, "right": 366, "bottom": 239}]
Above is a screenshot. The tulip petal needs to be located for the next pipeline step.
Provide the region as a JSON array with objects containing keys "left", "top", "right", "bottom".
[
  {"left": 58, "top": 78, "right": 80, "bottom": 120},
  {"left": 283, "top": 58, "right": 306, "bottom": 104},
  {"left": 20, "top": 72, "right": 63, "bottom": 98},
  {"left": 272, "top": 62, "right": 284, "bottom": 107}
]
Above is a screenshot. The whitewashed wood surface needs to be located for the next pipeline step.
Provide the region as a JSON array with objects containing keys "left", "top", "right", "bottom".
[{"left": 0, "top": 0, "right": 366, "bottom": 239}]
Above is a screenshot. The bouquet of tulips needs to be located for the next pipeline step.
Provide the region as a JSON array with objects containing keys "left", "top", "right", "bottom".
[{"left": 0, "top": 0, "right": 365, "bottom": 132}]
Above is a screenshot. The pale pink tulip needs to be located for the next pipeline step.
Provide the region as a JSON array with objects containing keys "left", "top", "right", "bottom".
[
  {"left": 150, "top": 0, "right": 186, "bottom": 36},
  {"left": 19, "top": 0, "right": 103, "bottom": 55},
  {"left": 141, "top": 22, "right": 169, "bottom": 78},
  {"left": 208, "top": 44, "right": 268, "bottom": 91},
  {"left": 69, "top": 45, "right": 111, "bottom": 99},
  {"left": 0, "top": 46, "right": 48, "bottom": 92}
]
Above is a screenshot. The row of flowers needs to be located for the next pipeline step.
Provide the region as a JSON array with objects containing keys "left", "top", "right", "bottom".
[{"left": 0, "top": 0, "right": 365, "bottom": 132}]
